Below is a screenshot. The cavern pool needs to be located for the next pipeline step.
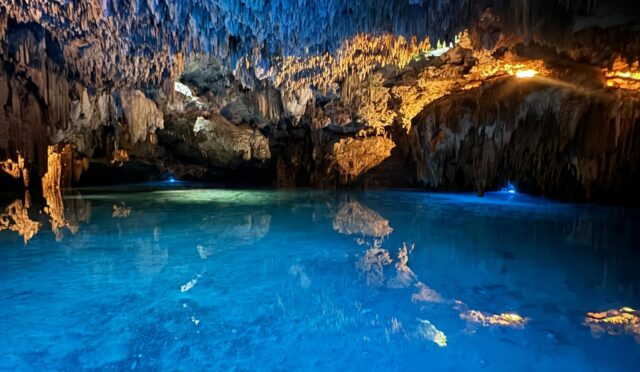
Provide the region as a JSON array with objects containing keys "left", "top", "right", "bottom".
[{"left": 1, "top": 185, "right": 640, "bottom": 370}]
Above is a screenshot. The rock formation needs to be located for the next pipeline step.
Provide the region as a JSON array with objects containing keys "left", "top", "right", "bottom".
[
  {"left": 410, "top": 77, "right": 640, "bottom": 201},
  {"left": 1, "top": 1, "right": 640, "bottom": 202}
]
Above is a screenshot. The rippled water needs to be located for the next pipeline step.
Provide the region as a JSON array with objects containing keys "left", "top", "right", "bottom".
[{"left": 1, "top": 184, "right": 640, "bottom": 370}]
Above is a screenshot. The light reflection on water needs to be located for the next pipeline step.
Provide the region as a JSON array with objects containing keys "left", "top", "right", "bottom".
[{"left": 1, "top": 185, "right": 640, "bottom": 370}]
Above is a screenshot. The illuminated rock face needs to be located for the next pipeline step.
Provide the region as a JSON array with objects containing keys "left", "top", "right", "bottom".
[
  {"left": 1, "top": 1, "right": 640, "bottom": 201},
  {"left": 193, "top": 115, "right": 270, "bottom": 168}
]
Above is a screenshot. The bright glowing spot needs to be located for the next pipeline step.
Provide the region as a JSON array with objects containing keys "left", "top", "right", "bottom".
[
  {"left": 426, "top": 44, "right": 452, "bottom": 58},
  {"left": 169, "top": 177, "right": 176, "bottom": 183},
  {"left": 174, "top": 82, "right": 193, "bottom": 97},
  {"left": 149, "top": 189, "right": 275, "bottom": 205},
  {"left": 502, "top": 183, "right": 518, "bottom": 194},
  {"left": 515, "top": 69, "right": 538, "bottom": 78},
  {"left": 608, "top": 71, "right": 640, "bottom": 80},
  {"left": 606, "top": 80, "right": 615, "bottom": 87}
]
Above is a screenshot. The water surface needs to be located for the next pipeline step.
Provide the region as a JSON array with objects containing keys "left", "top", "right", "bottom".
[{"left": 1, "top": 185, "right": 640, "bottom": 370}]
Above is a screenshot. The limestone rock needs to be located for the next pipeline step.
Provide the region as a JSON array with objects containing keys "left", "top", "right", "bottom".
[
  {"left": 326, "top": 136, "right": 396, "bottom": 186},
  {"left": 193, "top": 115, "right": 270, "bottom": 168},
  {"left": 410, "top": 78, "right": 640, "bottom": 202},
  {"left": 120, "top": 90, "right": 164, "bottom": 145}
]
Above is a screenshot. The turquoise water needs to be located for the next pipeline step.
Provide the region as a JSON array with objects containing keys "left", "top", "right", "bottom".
[{"left": 1, "top": 184, "right": 640, "bottom": 370}]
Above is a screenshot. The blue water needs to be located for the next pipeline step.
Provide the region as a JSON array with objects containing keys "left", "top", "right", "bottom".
[{"left": 1, "top": 185, "right": 640, "bottom": 370}]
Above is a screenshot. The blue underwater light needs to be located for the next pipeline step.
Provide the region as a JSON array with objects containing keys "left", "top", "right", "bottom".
[{"left": 502, "top": 182, "right": 517, "bottom": 194}]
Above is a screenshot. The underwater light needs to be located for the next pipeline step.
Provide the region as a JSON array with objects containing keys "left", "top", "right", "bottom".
[
  {"left": 515, "top": 69, "right": 538, "bottom": 78},
  {"left": 502, "top": 182, "right": 518, "bottom": 194},
  {"left": 168, "top": 177, "right": 176, "bottom": 183}
]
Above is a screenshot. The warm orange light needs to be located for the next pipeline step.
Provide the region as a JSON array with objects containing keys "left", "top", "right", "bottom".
[
  {"left": 607, "top": 71, "right": 640, "bottom": 80},
  {"left": 0, "top": 154, "right": 29, "bottom": 187},
  {"left": 603, "top": 57, "right": 640, "bottom": 90},
  {"left": 515, "top": 69, "right": 538, "bottom": 78}
]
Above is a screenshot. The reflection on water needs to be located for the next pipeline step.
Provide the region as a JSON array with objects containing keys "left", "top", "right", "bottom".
[
  {"left": 43, "top": 188, "right": 91, "bottom": 241},
  {"left": 41, "top": 148, "right": 92, "bottom": 240},
  {"left": 2, "top": 186, "right": 640, "bottom": 370},
  {"left": 585, "top": 307, "right": 640, "bottom": 343},
  {"left": 112, "top": 202, "right": 131, "bottom": 218},
  {"left": 412, "top": 282, "right": 445, "bottom": 303},
  {"left": 0, "top": 192, "right": 40, "bottom": 243},
  {"left": 134, "top": 238, "right": 169, "bottom": 276},
  {"left": 455, "top": 301, "right": 529, "bottom": 329},
  {"left": 289, "top": 264, "right": 312, "bottom": 288},
  {"left": 417, "top": 319, "right": 448, "bottom": 347},
  {"left": 356, "top": 244, "right": 393, "bottom": 287},
  {"left": 387, "top": 243, "right": 417, "bottom": 289},
  {"left": 213, "top": 212, "right": 271, "bottom": 245},
  {"left": 333, "top": 200, "right": 393, "bottom": 237}
]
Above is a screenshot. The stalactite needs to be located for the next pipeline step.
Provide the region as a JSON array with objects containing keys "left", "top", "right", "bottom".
[
  {"left": 410, "top": 76, "right": 640, "bottom": 201},
  {"left": 120, "top": 90, "right": 165, "bottom": 145}
]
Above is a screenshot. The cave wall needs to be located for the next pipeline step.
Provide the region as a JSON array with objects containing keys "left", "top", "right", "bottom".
[
  {"left": 1, "top": 1, "right": 640, "bottom": 202},
  {"left": 410, "top": 78, "right": 640, "bottom": 202}
]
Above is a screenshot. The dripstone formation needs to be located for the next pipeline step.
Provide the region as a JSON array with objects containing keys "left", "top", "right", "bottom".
[{"left": 1, "top": 1, "right": 640, "bottom": 202}]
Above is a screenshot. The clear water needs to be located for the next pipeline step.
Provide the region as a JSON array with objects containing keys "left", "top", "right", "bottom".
[{"left": 1, "top": 184, "right": 640, "bottom": 371}]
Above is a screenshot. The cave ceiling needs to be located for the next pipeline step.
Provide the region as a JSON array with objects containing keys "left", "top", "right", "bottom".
[{"left": 2, "top": 0, "right": 639, "bottom": 89}]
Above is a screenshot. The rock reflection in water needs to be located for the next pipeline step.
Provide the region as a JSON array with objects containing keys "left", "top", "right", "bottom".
[
  {"left": 0, "top": 192, "right": 40, "bottom": 243},
  {"left": 355, "top": 239, "right": 451, "bottom": 348},
  {"left": 411, "top": 282, "right": 445, "bottom": 304},
  {"left": 584, "top": 307, "right": 640, "bottom": 343},
  {"left": 0, "top": 188, "right": 91, "bottom": 243},
  {"left": 41, "top": 147, "right": 91, "bottom": 241},
  {"left": 356, "top": 244, "right": 392, "bottom": 287},
  {"left": 216, "top": 213, "right": 271, "bottom": 245},
  {"left": 289, "top": 264, "right": 312, "bottom": 289},
  {"left": 195, "top": 212, "right": 271, "bottom": 259},
  {"left": 44, "top": 189, "right": 91, "bottom": 241},
  {"left": 112, "top": 202, "right": 131, "bottom": 218},
  {"left": 134, "top": 238, "right": 169, "bottom": 276},
  {"left": 455, "top": 300, "right": 529, "bottom": 329},
  {"left": 333, "top": 200, "right": 393, "bottom": 238},
  {"left": 387, "top": 243, "right": 417, "bottom": 289},
  {"left": 416, "top": 319, "right": 448, "bottom": 347}
]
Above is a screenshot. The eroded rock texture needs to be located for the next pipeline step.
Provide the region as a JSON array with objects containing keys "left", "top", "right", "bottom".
[
  {"left": 410, "top": 78, "right": 640, "bottom": 202},
  {"left": 1, "top": 1, "right": 640, "bottom": 202}
]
